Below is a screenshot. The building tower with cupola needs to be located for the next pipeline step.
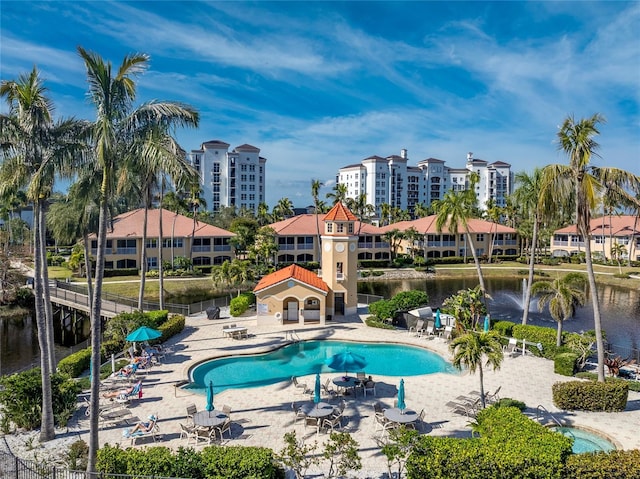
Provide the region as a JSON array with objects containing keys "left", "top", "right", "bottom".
[{"left": 321, "top": 202, "right": 359, "bottom": 317}]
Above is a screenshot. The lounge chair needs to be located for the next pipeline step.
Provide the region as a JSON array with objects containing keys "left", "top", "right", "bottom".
[
  {"left": 115, "top": 380, "right": 143, "bottom": 404},
  {"left": 440, "top": 325, "right": 453, "bottom": 341},
  {"left": 485, "top": 386, "right": 501, "bottom": 404},
  {"left": 504, "top": 338, "right": 519, "bottom": 356},
  {"left": 422, "top": 324, "right": 435, "bottom": 339},
  {"left": 291, "top": 376, "right": 310, "bottom": 394},
  {"left": 446, "top": 397, "right": 480, "bottom": 418},
  {"left": 322, "top": 378, "right": 338, "bottom": 398},
  {"left": 124, "top": 415, "right": 160, "bottom": 445},
  {"left": 409, "top": 319, "right": 424, "bottom": 336},
  {"left": 98, "top": 406, "right": 132, "bottom": 428}
]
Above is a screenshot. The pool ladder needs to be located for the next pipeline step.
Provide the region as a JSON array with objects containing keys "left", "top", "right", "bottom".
[{"left": 536, "top": 405, "right": 564, "bottom": 427}]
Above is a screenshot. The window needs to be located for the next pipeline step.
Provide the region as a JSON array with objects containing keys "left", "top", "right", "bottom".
[
  {"left": 145, "top": 239, "right": 157, "bottom": 249},
  {"left": 213, "top": 163, "right": 220, "bottom": 173},
  {"left": 327, "top": 223, "right": 333, "bottom": 233},
  {"left": 476, "top": 234, "right": 484, "bottom": 242},
  {"left": 337, "top": 223, "right": 344, "bottom": 233},
  {"left": 336, "top": 262, "right": 343, "bottom": 273},
  {"left": 348, "top": 223, "right": 354, "bottom": 233},
  {"left": 147, "top": 257, "right": 158, "bottom": 269}
]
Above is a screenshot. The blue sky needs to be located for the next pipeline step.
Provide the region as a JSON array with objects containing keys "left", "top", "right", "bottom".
[{"left": 2, "top": 1, "right": 639, "bottom": 208}]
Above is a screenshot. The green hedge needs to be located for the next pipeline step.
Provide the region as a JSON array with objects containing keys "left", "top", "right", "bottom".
[
  {"left": 57, "top": 348, "right": 92, "bottom": 377},
  {"left": 493, "top": 320, "right": 515, "bottom": 337},
  {"left": 406, "top": 407, "right": 572, "bottom": 479},
  {"left": 563, "top": 449, "right": 640, "bottom": 479},
  {"left": 159, "top": 314, "right": 185, "bottom": 342},
  {"left": 103, "top": 268, "right": 139, "bottom": 277},
  {"left": 358, "top": 260, "right": 390, "bottom": 268},
  {"left": 512, "top": 324, "right": 558, "bottom": 358},
  {"left": 96, "top": 444, "right": 283, "bottom": 479},
  {"left": 230, "top": 295, "right": 251, "bottom": 317},
  {"left": 554, "top": 353, "right": 579, "bottom": 376},
  {"left": 552, "top": 380, "right": 629, "bottom": 412}
]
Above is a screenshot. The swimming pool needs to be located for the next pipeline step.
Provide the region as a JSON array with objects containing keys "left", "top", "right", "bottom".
[
  {"left": 189, "top": 340, "right": 455, "bottom": 394},
  {"left": 552, "top": 426, "right": 616, "bottom": 453}
]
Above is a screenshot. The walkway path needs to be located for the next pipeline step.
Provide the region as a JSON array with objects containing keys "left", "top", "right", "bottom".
[{"left": 5, "top": 310, "right": 640, "bottom": 477}]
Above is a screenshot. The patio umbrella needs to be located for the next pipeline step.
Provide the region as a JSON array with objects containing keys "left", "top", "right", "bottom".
[
  {"left": 325, "top": 351, "right": 368, "bottom": 376},
  {"left": 435, "top": 309, "right": 442, "bottom": 329},
  {"left": 206, "top": 380, "right": 215, "bottom": 412},
  {"left": 314, "top": 373, "right": 321, "bottom": 405},
  {"left": 397, "top": 379, "right": 406, "bottom": 411},
  {"left": 126, "top": 326, "right": 162, "bottom": 342},
  {"left": 483, "top": 315, "right": 490, "bottom": 332}
]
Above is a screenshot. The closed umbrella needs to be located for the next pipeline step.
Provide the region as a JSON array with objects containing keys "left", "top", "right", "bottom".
[
  {"left": 206, "top": 380, "right": 215, "bottom": 412},
  {"left": 325, "top": 351, "right": 368, "bottom": 376},
  {"left": 483, "top": 315, "right": 490, "bottom": 332},
  {"left": 314, "top": 373, "right": 321, "bottom": 405},
  {"left": 397, "top": 379, "right": 406, "bottom": 412},
  {"left": 435, "top": 309, "right": 442, "bottom": 329}
]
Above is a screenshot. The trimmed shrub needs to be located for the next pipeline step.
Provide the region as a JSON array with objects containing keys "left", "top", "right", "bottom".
[
  {"left": 493, "top": 320, "right": 514, "bottom": 337},
  {"left": 57, "top": 348, "right": 92, "bottom": 378},
  {"left": 564, "top": 449, "right": 640, "bottom": 479},
  {"left": 200, "top": 445, "right": 281, "bottom": 479},
  {"left": 146, "top": 309, "right": 169, "bottom": 328},
  {"left": 389, "top": 290, "right": 429, "bottom": 311},
  {"left": 159, "top": 314, "right": 185, "bottom": 341},
  {"left": 406, "top": 407, "right": 571, "bottom": 479},
  {"left": 492, "top": 398, "right": 526, "bottom": 411},
  {"left": 358, "top": 260, "right": 390, "bottom": 268},
  {"left": 554, "top": 353, "right": 579, "bottom": 376},
  {"left": 368, "top": 299, "right": 396, "bottom": 322},
  {"left": 364, "top": 317, "right": 395, "bottom": 329},
  {"left": 101, "top": 340, "right": 124, "bottom": 361},
  {"left": 552, "top": 380, "right": 629, "bottom": 412},
  {"left": 103, "top": 268, "right": 139, "bottom": 277},
  {"left": 230, "top": 295, "right": 250, "bottom": 317},
  {"left": 512, "top": 324, "right": 558, "bottom": 358}
]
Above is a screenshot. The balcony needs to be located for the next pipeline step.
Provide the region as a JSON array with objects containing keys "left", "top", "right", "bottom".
[
  {"left": 115, "top": 248, "right": 137, "bottom": 255},
  {"left": 192, "top": 246, "right": 211, "bottom": 252},
  {"left": 336, "top": 272, "right": 344, "bottom": 281}
]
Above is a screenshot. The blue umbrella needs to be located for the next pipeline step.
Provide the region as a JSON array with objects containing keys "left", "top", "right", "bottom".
[
  {"left": 206, "top": 380, "right": 214, "bottom": 412},
  {"left": 325, "top": 351, "right": 368, "bottom": 375},
  {"left": 483, "top": 315, "right": 490, "bottom": 332},
  {"left": 314, "top": 373, "right": 321, "bottom": 405},
  {"left": 397, "top": 379, "right": 406, "bottom": 411},
  {"left": 435, "top": 309, "right": 442, "bottom": 329},
  {"left": 126, "top": 326, "right": 162, "bottom": 342}
]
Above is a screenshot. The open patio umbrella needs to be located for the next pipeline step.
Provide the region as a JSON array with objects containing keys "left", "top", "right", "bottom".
[
  {"left": 314, "top": 373, "right": 321, "bottom": 405},
  {"left": 126, "top": 326, "right": 162, "bottom": 342},
  {"left": 483, "top": 315, "right": 490, "bottom": 332},
  {"left": 325, "top": 351, "right": 368, "bottom": 376},
  {"left": 397, "top": 379, "right": 406, "bottom": 411},
  {"left": 206, "top": 380, "right": 215, "bottom": 412},
  {"left": 435, "top": 309, "right": 442, "bottom": 329}
]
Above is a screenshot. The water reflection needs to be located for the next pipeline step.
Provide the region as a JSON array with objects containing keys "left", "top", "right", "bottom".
[{"left": 359, "top": 277, "right": 640, "bottom": 354}]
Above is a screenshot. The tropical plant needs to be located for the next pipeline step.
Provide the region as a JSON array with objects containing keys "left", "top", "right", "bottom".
[
  {"left": 326, "top": 183, "right": 348, "bottom": 205},
  {"left": 610, "top": 241, "right": 627, "bottom": 274},
  {"left": 531, "top": 272, "right": 587, "bottom": 347},
  {"left": 311, "top": 179, "right": 323, "bottom": 263},
  {"left": 450, "top": 331, "right": 504, "bottom": 408},
  {"left": 434, "top": 172, "right": 487, "bottom": 294},
  {"left": 272, "top": 197, "right": 294, "bottom": 221},
  {"left": 442, "top": 285, "right": 487, "bottom": 331},
  {"left": 384, "top": 229, "right": 404, "bottom": 261},
  {"left": 77, "top": 46, "right": 198, "bottom": 472},
  {"left": 540, "top": 113, "right": 640, "bottom": 381},
  {"left": 277, "top": 431, "right": 319, "bottom": 479},
  {"left": 248, "top": 226, "right": 278, "bottom": 273}
]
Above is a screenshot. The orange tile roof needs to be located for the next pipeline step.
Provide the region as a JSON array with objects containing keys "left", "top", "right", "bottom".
[
  {"left": 554, "top": 215, "right": 639, "bottom": 236},
  {"left": 269, "top": 214, "right": 384, "bottom": 236},
  {"left": 89, "top": 208, "right": 234, "bottom": 239},
  {"left": 378, "top": 215, "right": 517, "bottom": 234},
  {"left": 324, "top": 202, "right": 357, "bottom": 222},
  {"left": 253, "top": 264, "right": 329, "bottom": 294}
]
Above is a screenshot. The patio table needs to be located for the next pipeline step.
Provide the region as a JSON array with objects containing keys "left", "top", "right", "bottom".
[
  {"left": 193, "top": 410, "right": 228, "bottom": 428},
  {"left": 332, "top": 376, "right": 361, "bottom": 396},
  {"left": 300, "top": 402, "right": 334, "bottom": 419},
  {"left": 223, "top": 326, "right": 248, "bottom": 339},
  {"left": 384, "top": 407, "right": 418, "bottom": 424}
]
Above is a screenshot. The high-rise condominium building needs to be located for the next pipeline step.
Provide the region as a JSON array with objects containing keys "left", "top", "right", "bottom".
[
  {"left": 337, "top": 150, "right": 512, "bottom": 217},
  {"left": 188, "top": 140, "right": 267, "bottom": 214}
]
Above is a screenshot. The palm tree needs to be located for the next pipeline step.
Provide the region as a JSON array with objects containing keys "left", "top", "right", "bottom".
[
  {"left": 256, "top": 201, "right": 272, "bottom": 227},
  {"left": 403, "top": 227, "right": 421, "bottom": 259},
  {"left": 450, "top": 331, "right": 504, "bottom": 408},
  {"left": 531, "top": 272, "right": 587, "bottom": 347},
  {"left": 272, "top": 197, "right": 294, "bottom": 221},
  {"left": 78, "top": 47, "right": 198, "bottom": 471},
  {"left": 326, "top": 183, "right": 348, "bottom": 205},
  {"left": 513, "top": 168, "right": 548, "bottom": 325},
  {"left": 311, "top": 179, "right": 323, "bottom": 263},
  {"left": 379, "top": 203, "right": 392, "bottom": 226},
  {"left": 413, "top": 202, "right": 431, "bottom": 218},
  {"left": 541, "top": 113, "right": 640, "bottom": 382},
  {"left": 434, "top": 172, "right": 486, "bottom": 294},
  {"left": 0, "top": 67, "right": 85, "bottom": 441},
  {"left": 610, "top": 242, "right": 627, "bottom": 274},
  {"left": 383, "top": 229, "right": 404, "bottom": 261},
  {"left": 187, "top": 183, "right": 207, "bottom": 267},
  {"left": 484, "top": 198, "right": 502, "bottom": 263}
]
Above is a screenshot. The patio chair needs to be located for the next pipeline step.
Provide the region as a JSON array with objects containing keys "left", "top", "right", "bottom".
[
  {"left": 409, "top": 319, "right": 424, "bottom": 336},
  {"left": 332, "top": 400, "right": 346, "bottom": 418},
  {"left": 194, "top": 426, "right": 217, "bottom": 445},
  {"left": 374, "top": 413, "right": 398, "bottom": 437},
  {"left": 292, "top": 376, "right": 310, "bottom": 394},
  {"left": 322, "top": 412, "right": 344, "bottom": 432},
  {"left": 179, "top": 423, "right": 197, "bottom": 444},
  {"left": 363, "top": 380, "right": 376, "bottom": 397},
  {"left": 322, "top": 378, "right": 338, "bottom": 398},
  {"left": 373, "top": 402, "right": 386, "bottom": 417},
  {"left": 291, "top": 402, "right": 306, "bottom": 424},
  {"left": 186, "top": 404, "right": 197, "bottom": 425},
  {"left": 407, "top": 409, "right": 425, "bottom": 431},
  {"left": 304, "top": 416, "right": 320, "bottom": 434},
  {"left": 222, "top": 405, "right": 232, "bottom": 419},
  {"left": 214, "top": 418, "right": 232, "bottom": 440}
]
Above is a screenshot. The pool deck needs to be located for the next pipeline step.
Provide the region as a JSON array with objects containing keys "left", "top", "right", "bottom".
[{"left": 8, "top": 308, "right": 640, "bottom": 476}]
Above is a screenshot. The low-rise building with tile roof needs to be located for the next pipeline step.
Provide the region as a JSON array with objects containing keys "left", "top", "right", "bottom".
[{"left": 88, "top": 208, "right": 234, "bottom": 272}]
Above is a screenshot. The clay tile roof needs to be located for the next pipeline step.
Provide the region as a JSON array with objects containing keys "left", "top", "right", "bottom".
[
  {"left": 234, "top": 144, "right": 260, "bottom": 152},
  {"left": 324, "top": 202, "right": 357, "bottom": 222},
  {"left": 253, "top": 264, "right": 329, "bottom": 294}
]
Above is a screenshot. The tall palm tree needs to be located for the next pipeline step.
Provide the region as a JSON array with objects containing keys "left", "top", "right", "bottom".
[
  {"left": 0, "top": 68, "right": 85, "bottom": 441},
  {"left": 541, "top": 113, "right": 640, "bottom": 382},
  {"left": 531, "top": 272, "right": 587, "bottom": 347},
  {"left": 311, "top": 179, "right": 323, "bottom": 263},
  {"left": 273, "top": 197, "right": 294, "bottom": 221},
  {"left": 450, "top": 331, "right": 504, "bottom": 409},
  {"left": 434, "top": 172, "right": 486, "bottom": 294},
  {"left": 513, "top": 168, "right": 548, "bottom": 325},
  {"left": 256, "top": 201, "right": 271, "bottom": 227},
  {"left": 187, "top": 183, "right": 207, "bottom": 268},
  {"left": 484, "top": 198, "right": 502, "bottom": 263},
  {"left": 326, "top": 183, "right": 348, "bottom": 205},
  {"left": 78, "top": 47, "right": 198, "bottom": 471}
]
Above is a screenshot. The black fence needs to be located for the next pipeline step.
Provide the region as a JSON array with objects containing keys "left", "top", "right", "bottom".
[{"left": 0, "top": 452, "right": 187, "bottom": 479}]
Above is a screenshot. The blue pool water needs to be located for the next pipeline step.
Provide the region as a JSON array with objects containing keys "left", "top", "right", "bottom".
[
  {"left": 189, "top": 340, "right": 455, "bottom": 394},
  {"left": 553, "top": 427, "right": 616, "bottom": 453}
]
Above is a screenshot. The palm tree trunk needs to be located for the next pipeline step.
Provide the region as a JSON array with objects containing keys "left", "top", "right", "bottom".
[
  {"left": 33, "top": 203, "right": 55, "bottom": 442},
  {"left": 464, "top": 229, "right": 487, "bottom": 294},
  {"left": 189, "top": 206, "right": 196, "bottom": 266},
  {"left": 584, "top": 239, "right": 606, "bottom": 382},
  {"left": 82, "top": 231, "right": 93, "bottom": 307},
  {"left": 522, "top": 217, "right": 538, "bottom": 324},
  {"left": 629, "top": 213, "right": 639, "bottom": 267},
  {"left": 556, "top": 319, "right": 563, "bottom": 348},
  {"left": 38, "top": 200, "right": 56, "bottom": 373},
  {"left": 478, "top": 363, "right": 486, "bottom": 409},
  {"left": 138, "top": 204, "right": 149, "bottom": 310},
  {"left": 87, "top": 180, "right": 109, "bottom": 473},
  {"left": 158, "top": 204, "right": 165, "bottom": 310}
]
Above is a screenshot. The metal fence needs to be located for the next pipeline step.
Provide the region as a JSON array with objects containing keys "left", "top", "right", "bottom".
[
  {"left": 357, "top": 293, "right": 384, "bottom": 305},
  {"left": 605, "top": 342, "right": 640, "bottom": 365},
  {"left": 0, "top": 452, "right": 188, "bottom": 479}
]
